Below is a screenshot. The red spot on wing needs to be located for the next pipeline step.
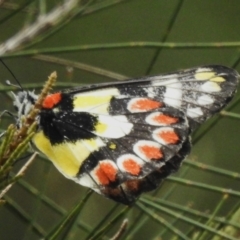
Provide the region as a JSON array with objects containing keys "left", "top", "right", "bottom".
[
  {"left": 152, "top": 114, "right": 178, "bottom": 125},
  {"left": 123, "top": 159, "right": 141, "bottom": 175},
  {"left": 159, "top": 130, "right": 179, "bottom": 144},
  {"left": 42, "top": 93, "right": 62, "bottom": 109},
  {"left": 139, "top": 145, "right": 163, "bottom": 160},
  {"left": 130, "top": 98, "right": 162, "bottom": 111},
  {"left": 95, "top": 161, "right": 117, "bottom": 185}
]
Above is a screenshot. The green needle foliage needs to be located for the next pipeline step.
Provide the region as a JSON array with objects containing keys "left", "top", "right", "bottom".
[{"left": 0, "top": 1, "right": 240, "bottom": 240}]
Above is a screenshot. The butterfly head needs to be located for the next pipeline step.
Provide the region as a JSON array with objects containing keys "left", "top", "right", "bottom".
[{"left": 12, "top": 90, "right": 38, "bottom": 127}]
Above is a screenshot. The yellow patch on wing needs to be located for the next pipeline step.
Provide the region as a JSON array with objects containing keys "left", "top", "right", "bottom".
[
  {"left": 194, "top": 72, "right": 226, "bottom": 83},
  {"left": 108, "top": 142, "right": 117, "bottom": 150},
  {"left": 195, "top": 71, "right": 225, "bottom": 83},
  {"left": 32, "top": 131, "right": 104, "bottom": 178},
  {"left": 209, "top": 76, "right": 225, "bottom": 82},
  {"left": 195, "top": 72, "right": 215, "bottom": 80},
  {"left": 95, "top": 122, "right": 107, "bottom": 133},
  {"left": 73, "top": 88, "right": 120, "bottom": 114}
]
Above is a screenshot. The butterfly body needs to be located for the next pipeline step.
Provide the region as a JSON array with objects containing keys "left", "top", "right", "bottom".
[{"left": 13, "top": 65, "right": 239, "bottom": 204}]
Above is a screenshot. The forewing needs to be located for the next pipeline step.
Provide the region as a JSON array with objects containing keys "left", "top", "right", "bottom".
[
  {"left": 107, "top": 65, "right": 238, "bottom": 130},
  {"left": 67, "top": 65, "right": 238, "bottom": 130}
]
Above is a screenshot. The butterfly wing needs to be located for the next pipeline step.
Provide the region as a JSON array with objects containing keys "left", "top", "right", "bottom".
[{"left": 32, "top": 65, "right": 239, "bottom": 204}]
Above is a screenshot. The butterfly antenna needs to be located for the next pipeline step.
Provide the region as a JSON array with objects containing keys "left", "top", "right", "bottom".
[{"left": 0, "top": 59, "right": 23, "bottom": 90}]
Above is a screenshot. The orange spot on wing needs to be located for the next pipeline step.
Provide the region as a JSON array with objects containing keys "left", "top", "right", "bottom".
[
  {"left": 42, "top": 93, "right": 62, "bottom": 109},
  {"left": 139, "top": 145, "right": 163, "bottom": 160},
  {"left": 131, "top": 98, "right": 162, "bottom": 111},
  {"left": 153, "top": 114, "right": 178, "bottom": 124},
  {"left": 95, "top": 162, "right": 117, "bottom": 185},
  {"left": 159, "top": 130, "right": 179, "bottom": 144},
  {"left": 123, "top": 159, "right": 141, "bottom": 175}
]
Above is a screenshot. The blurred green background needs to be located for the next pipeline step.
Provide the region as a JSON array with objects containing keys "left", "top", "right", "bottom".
[{"left": 0, "top": 0, "right": 240, "bottom": 239}]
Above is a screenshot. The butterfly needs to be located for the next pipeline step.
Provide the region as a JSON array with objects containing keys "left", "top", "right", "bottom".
[{"left": 12, "top": 65, "right": 239, "bottom": 204}]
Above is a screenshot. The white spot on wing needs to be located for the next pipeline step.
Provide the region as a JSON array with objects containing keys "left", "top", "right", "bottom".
[
  {"left": 197, "top": 95, "right": 214, "bottom": 105},
  {"left": 152, "top": 79, "right": 182, "bottom": 107},
  {"left": 187, "top": 107, "right": 203, "bottom": 118},
  {"left": 78, "top": 173, "right": 96, "bottom": 188},
  {"left": 201, "top": 81, "right": 221, "bottom": 92},
  {"left": 94, "top": 115, "right": 133, "bottom": 138},
  {"left": 144, "top": 87, "right": 156, "bottom": 98},
  {"left": 165, "top": 81, "right": 182, "bottom": 107},
  {"left": 196, "top": 67, "right": 211, "bottom": 73}
]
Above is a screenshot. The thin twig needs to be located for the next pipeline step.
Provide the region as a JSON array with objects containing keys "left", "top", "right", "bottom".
[
  {"left": 3, "top": 41, "right": 240, "bottom": 59},
  {"left": 0, "top": 0, "right": 80, "bottom": 55},
  {"left": 32, "top": 54, "right": 128, "bottom": 81},
  {"left": 0, "top": 152, "right": 38, "bottom": 199},
  {"left": 110, "top": 219, "right": 128, "bottom": 240}
]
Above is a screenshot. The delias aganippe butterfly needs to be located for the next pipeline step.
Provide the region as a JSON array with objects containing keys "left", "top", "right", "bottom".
[{"left": 12, "top": 65, "right": 239, "bottom": 204}]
